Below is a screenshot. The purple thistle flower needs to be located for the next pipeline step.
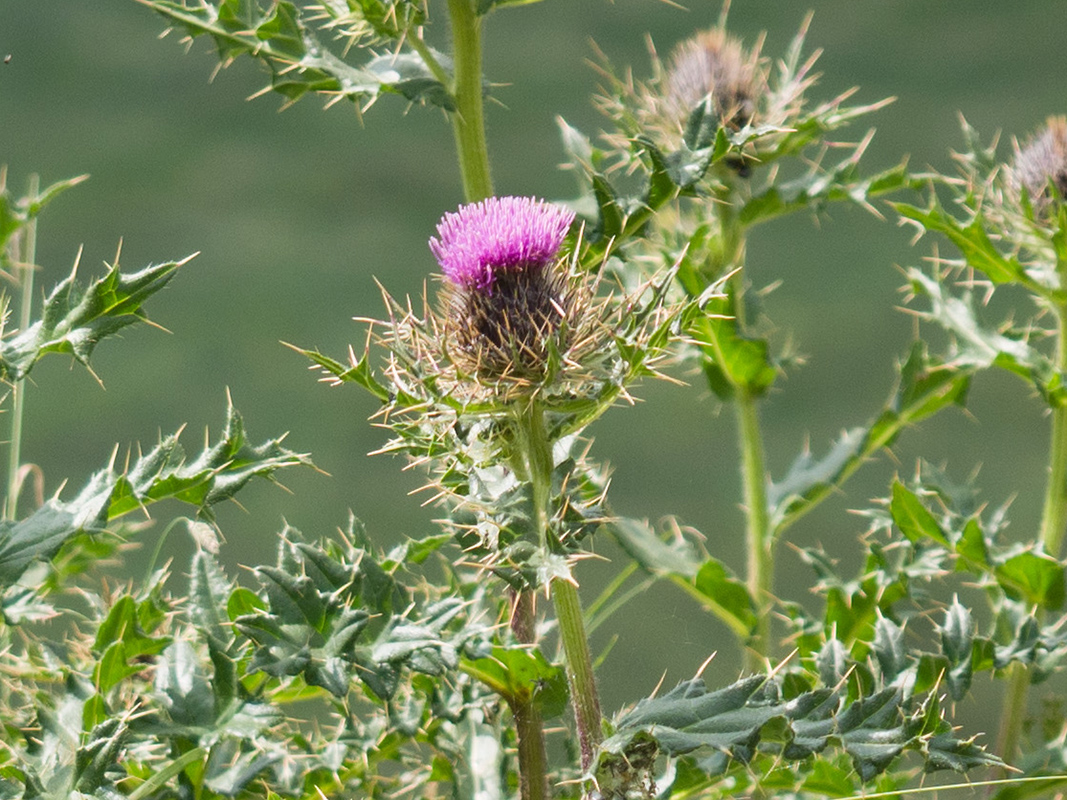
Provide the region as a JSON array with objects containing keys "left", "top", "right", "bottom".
[{"left": 430, "top": 196, "right": 575, "bottom": 291}]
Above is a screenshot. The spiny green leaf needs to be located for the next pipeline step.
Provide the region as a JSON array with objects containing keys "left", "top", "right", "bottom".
[
  {"left": 320, "top": 0, "right": 428, "bottom": 42},
  {"left": 477, "top": 0, "right": 544, "bottom": 13},
  {"left": 292, "top": 343, "right": 390, "bottom": 401},
  {"left": 995, "top": 549, "right": 1066, "bottom": 610},
  {"left": 690, "top": 558, "right": 757, "bottom": 639},
  {"left": 189, "top": 548, "right": 234, "bottom": 651},
  {"left": 139, "top": 0, "right": 454, "bottom": 111},
  {"left": 0, "top": 399, "right": 309, "bottom": 587},
  {"left": 601, "top": 671, "right": 1001, "bottom": 790},
  {"left": 237, "top": 530, "right": 489, "bottom": 699},
  {"left": 890, "top": 480, "right": 949, "bottom": 547},
  {"left": 771, "top": 343, "right": 971, "bottom": 535},
  {"left": 835, "top": 688, "right": 916, "bottom": 781},
  {"left": 0, "top": 174, "right": 87, "bottom": 256},
  {"left": 0, "top": 254, "right": 192, "bottom": 382},
  {"left": 463, "top": 646, "right": 567, "bottom": 718},
  {"left": 607, "top": 517, "right": 701, "bottom": 578},
  {"left": 93, "top": 596, "right": 171, "bottom": 693},
  {"left": 894, "top": 198, "right": 1027, "bottom": 285},
  {"left": 768, "top": 428, "right": 865, "bottom": 530},
  {"left": 871, "top": 616, "right": 908, "bottom": 682},
  {"left": 693, "top": 295, "right": 777, "bottom": 398},
  {"left": 740, "top": 158, "right": 910, "bottom": 228},
  {"left": 74, "top": 718, "right": 127, "bottom": 794},
  {"left": 154, "top": 640, "right": 215, "bottom": 728},
  {"left": 907, "top": 269, "right": 1062, "bottom": 404},
  {"left": 940, "top": 598, "right": 974, "bottom": 700}
]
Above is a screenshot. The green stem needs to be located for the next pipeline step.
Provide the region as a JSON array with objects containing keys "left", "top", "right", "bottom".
[
  {"left": 1039, "top": 302, "right": 1067, "bottom": 558},
  {"left": 994, "top": 299, "right": 1067, "bottom": 767},
  {"left": 5, "top": 174, "right": 38, "bottom": 521},
  {"left": 510, "top": 693, "right": 549, "bottom": 800},
  {"left": 442, "top": 3, "right": 547, "bottom": 790},
  {"left": 716, "top": 200, "right": 774, "bottom": 672},
  {"left": 509, "top": 589, "right": 548, "bottom": 800},
  {"left": 406, "top": 31, "right": 451, "bottom": 89},
  {"left": 446, "top": 0, "right": 493, "bottom": 202},
  {"left": 516, "top": 401, "right": 554, "bottom": 550},
  {"left": 552, "top": 576, "right": 602, "bottom": 772},
  {"left": 995, "top": 661, "right": 1031, "bottom": 771},
  {"left": 738, "top": 387, "right": 772, "bottom": 673},
  {"left": 515, "top": 401, "right": 602, "bottom": 774}
]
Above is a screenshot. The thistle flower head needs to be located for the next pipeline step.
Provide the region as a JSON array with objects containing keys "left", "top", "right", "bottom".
[
  {"left": 1010, "top": 116, "right": 1067, "bottom": 211},
  {"left": 430, "top": 196, "right": 580, "bottom": 384},
  {"left": 430, "top": 196, "right": 575, "bottom": 292}
]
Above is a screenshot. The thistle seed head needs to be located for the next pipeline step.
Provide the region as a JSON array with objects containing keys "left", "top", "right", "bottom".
[
  {"left": 663, "top": 28, "right": 763, "bottom": 132},
  {"left": 1010, "top": 116, "right": 1067, "bottom": 211}
]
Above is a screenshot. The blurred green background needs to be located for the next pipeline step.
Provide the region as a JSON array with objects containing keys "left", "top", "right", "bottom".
[{"left": 2, "top": 0, "right": 1066, "bottom": 723}]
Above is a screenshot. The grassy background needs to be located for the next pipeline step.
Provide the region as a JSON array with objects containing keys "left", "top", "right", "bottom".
[{"left": 2, "top": 0, "right": 1066, "bottom": 727}]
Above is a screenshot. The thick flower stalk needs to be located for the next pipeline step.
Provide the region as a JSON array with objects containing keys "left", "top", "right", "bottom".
[{"left": 431, "top": 197, "right": 604, "bottom": 775}]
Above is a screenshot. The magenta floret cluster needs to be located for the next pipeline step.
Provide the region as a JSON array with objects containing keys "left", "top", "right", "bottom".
[{"left": 429, "top": 196, "right": 575, "bottom": 291}]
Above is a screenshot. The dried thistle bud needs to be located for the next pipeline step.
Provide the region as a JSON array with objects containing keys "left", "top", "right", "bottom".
[
  {"left": 430, "top": 196, "right": 578, "bottom": 383},
  {"left": 1010, "top": 116, "right": 1067, "bottom": 211},
  {"left": 663, "top": 28, "right": 764, "bottom": 132}
]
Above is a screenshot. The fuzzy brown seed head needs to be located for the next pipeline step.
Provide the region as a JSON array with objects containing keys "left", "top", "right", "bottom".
[
  {"left": 663, "top": 28, "right": 764, "bottom": 133},
  {"left": 1011, "top": 116, "right": 1067, "bottom": 211}
]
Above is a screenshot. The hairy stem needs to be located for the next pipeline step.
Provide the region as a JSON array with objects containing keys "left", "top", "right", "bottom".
[
  {"left": 995, "top": 661, "right": 1031, "bottom": 771},
  {"left": 1039, "top": 303, "right": 1067, "bottom": 558},
  {"left": 737, "top": 385, "right": 772, "bottom": 672},
  {"left": 509, "top": 590, "right": 548, "bottom": 800},
  {"left": 5, "top": 174, "right": 38, "bottom": 521},
  {"left": 446, "top": 0, "right": 493, "bottom": 202},
  {"left": 444, "top": 4, "right": 548, "bottom": 791},
  {"left": 516, "top": 402, "right": 602, "bottom": 775},
  {"left": 718, "top": 200, "right": 774, "bottom": 672},
  {"left": 995, "top": 299, "right": 1067, "bottom": 766},
  {"left": 552, "top": 576, "right": 602, "bottom": 772}
]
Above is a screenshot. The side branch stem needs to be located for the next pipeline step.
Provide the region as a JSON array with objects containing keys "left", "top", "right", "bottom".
[
  {"left": 446, "top": 0, "right": 493, "bottom": 202},
  {"left": 6, "top": 173, "right": 38, "bottom": 521}
]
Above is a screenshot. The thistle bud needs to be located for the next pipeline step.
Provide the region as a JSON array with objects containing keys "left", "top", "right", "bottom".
[
  {"left": 430, "top": 196, "right": 577, "bottom": 384},
  {"left": 663, "top": 28, "right": 763, "bottom": 133},
  {"left": 1010, "top": 116, "right": 1067, "bottom": 211}
]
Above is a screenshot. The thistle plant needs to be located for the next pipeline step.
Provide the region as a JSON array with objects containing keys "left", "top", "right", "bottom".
[
  {"left": 890, "top": 114, "right": 1067, "bottom": 785},
  {"left": 5, "top": 1, "right": 1067, "bottom": 799},
  {"left": 583, "top": 8, "right": 919, "bottom": 670},
  {"left": 302, "top": 192, "right": 697, "bottom": 796}
]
